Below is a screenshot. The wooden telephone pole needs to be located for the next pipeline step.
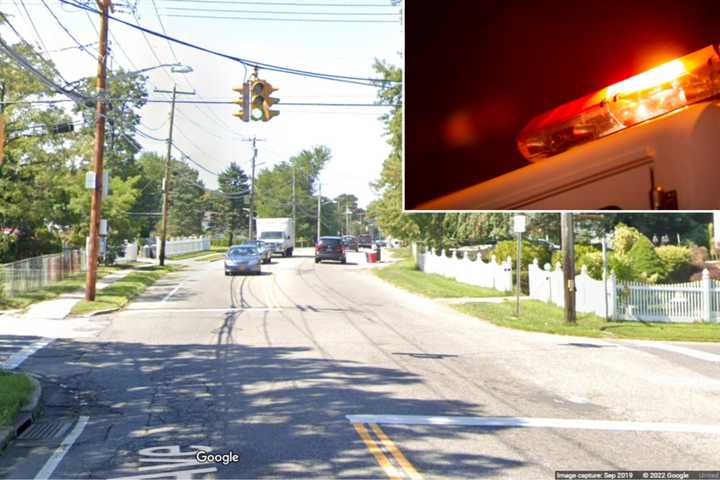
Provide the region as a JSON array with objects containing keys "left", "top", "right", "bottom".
[
  {"left": 561, "top": 212, "right": 576, "bottom": 323},
  {"left": 85, "top": 0, "right": 111, "bottom": 301}
]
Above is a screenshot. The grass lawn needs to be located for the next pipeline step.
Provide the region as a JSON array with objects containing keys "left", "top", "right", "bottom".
[
  {"left": 71, "top": 265, "right": 180, "bottom": 315},
  {"left": 198, "top": 253, "right": 225, "bottom": 262},
  {"left": 167, "top": 250, "right": 215, "bottom": 260},
  {"left": 454, "top": 300, "right": 720, "bottom": 342},
  {"left": 0, "top": 372, "right": 34, "bottom": 426},
  {"left": 374, "top": 249, "right": 508, "bottom": 298},
  {"left": 0, "top": 266, "right": 121, "bottom": 311}
]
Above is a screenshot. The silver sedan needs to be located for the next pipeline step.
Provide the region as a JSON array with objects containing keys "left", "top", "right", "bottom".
[{"left": 224, "top": 245, "right": 262, "bottom": 276}]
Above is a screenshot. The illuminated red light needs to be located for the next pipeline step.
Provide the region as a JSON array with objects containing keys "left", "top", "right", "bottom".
[{"left": 517, "top": 44, "right": 720, "bottom": 161}]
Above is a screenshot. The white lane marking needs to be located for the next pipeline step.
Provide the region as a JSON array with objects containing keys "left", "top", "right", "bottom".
[
  {"left": 346, "top": 415, "right": 720, "bottom": 434},
  {"left": 107, "top": 445, "right": 217, "bottom": 480},
  {"left": 1, "top": 338, "right": 54, "bottom": 370},
  {"left": 160, "top": 284, "right": 183, "bottom": 304},
  {"left": 630, "top": 341, "right": 720, "bottom": 363},
  {"left": 107, "top": 468, "right": 218, "bottom": 480},
  {"left": 34, "top": 416, "right": 90, "bottom": 480},
  {"left": 124, "top": 307, "right": 282, "bottom": 313}
]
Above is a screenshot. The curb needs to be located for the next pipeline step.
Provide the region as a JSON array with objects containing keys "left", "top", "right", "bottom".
[
  {"left": 0, "top": 374, "right": 43, "bottom": 452},
  {"left": 82, "top": 306, "right": 121, "bottom": 318}
]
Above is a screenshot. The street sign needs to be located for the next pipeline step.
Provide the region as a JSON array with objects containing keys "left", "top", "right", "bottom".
[
  {"left": 99, "top": 219, "right": 108, "bottom": 236},
  {"left": 85, "top": 171, "right": 96, "bottom": 189},
  {"left": 513, "top": 215, "right": 526, "bottom": 233}
]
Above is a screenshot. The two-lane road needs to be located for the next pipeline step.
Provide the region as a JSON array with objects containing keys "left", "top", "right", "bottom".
[{"left": 2, "top": 249, "right": 719, "bottom": 479}]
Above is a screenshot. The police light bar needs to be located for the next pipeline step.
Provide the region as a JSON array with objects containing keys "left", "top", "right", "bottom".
[{"left": 517, "top": 44, "right": 720, "bottom": 162}]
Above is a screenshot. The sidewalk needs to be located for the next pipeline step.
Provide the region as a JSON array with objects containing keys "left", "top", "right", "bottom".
[{"left": 20, "top": 268, "right": 135, "bottom": 321}]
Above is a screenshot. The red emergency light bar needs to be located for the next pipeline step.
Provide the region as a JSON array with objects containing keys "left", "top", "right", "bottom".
[{"left": 517, "top": 44, "right": 720, "bottom": 161}]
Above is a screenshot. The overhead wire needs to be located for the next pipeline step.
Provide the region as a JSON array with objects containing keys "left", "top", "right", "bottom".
[{"left": 59, "top": 0, "right": 401, "bottom": 87}]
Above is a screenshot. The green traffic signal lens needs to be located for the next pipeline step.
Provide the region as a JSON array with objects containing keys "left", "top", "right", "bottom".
[{"left": 251, "top": 108, "right": 264, "bottom": 120}]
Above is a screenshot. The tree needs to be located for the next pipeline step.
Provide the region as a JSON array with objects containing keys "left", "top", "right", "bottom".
[
  {"left": 166, "top": 160, "right": 207, "bottom": 237},
  {"left": 217, "top": 162, "right": 249, "bottom": 244},
  {"left": 255, "top": 145, "right": 331, "bottom": 243},
  {"left": 0, "top": 39, "right": 82, "bottom": 260}
]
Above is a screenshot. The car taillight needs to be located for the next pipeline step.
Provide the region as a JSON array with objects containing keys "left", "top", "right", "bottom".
[
  {"left": 517, "top": 44, "right": 720, "bottom": 161},
  {"left": 315, "top": 244, "right": 321, "bottom": 252}
]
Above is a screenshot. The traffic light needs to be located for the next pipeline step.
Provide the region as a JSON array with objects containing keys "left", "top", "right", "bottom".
[
  {"left": 249, "top": 79, "right": 265, "bottom": 121},
  {"left": 232, "top": 82, "right": 250, "bottom": 122},
  {"left": 248, "top": 79, "right": 280, "bottom": 122}
]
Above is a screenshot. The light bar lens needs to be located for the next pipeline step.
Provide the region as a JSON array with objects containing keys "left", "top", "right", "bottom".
[{"left": 517, "top": 44, "right": 720, "bottom": 161}]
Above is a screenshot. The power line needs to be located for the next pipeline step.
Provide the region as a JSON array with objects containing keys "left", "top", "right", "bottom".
[
  {"left": 157, "top": 1, "right": 397, "bottom": 6},
  {"left": 161, "top": 7, "right": 399, "bottom": 15},
  {"left": 59, "top": 0, "right": 401, "bottom": 87},
  {"left": 162, "top": 14, "right": 399, "bottom": 23},
  {"left": 40, "top": 0, "right": 98, "bottom": 61}
]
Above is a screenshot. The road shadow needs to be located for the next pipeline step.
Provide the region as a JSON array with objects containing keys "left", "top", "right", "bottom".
[{"left": 0, "top": 330, "right": 526, "bottom": 479}]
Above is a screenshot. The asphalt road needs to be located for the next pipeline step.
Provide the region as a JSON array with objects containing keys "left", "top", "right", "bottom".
[{"left": 1, "top": 249, "right": 719, "bottom": 479}]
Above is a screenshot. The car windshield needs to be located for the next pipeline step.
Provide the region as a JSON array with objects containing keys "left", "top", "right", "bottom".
[
  {"left": 260, "top": 231, "right": 283, "bottom": 240},
  {"left": 228, "top": 247, "right": 256, "bottom": 257},
  {"left": 320, "top": 238, "right": 341, "bottom": 245}
]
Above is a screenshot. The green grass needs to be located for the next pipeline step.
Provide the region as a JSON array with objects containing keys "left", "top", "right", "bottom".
[
  {"left": 0, "top": 372, "right": 34, "bottom": 426},
  {"left": 197, "top": 253, "right": 225, "bottom": 262},
  {"left": 70, "top": 265, "right": 180, "bottom": 315},
  {"left": 374, "top": 250, "right": 507, "bottom": 298},
  {"left": 167, "top": 250, "right": 215, "bottom": 260},
  {"left": 454, "top": 300, "right": 720, "bottom": 342},
  {"left": 0, "top": 266, "right": 121, "bottom": 311}
]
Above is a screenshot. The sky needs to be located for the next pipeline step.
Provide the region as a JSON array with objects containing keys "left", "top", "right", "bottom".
[
  {"left": 405, "top": 0, "right": 720, "bottom": 209},
  {"left": 0, "top": 0, "right": 403, "bottom": 208}
]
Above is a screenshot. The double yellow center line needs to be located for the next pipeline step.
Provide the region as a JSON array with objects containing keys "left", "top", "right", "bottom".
[{"left": 353, "top": 423, "right": 423, "bottom": 480}]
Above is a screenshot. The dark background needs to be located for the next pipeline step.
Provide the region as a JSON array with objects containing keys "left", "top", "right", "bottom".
[{"left": 405, "top": 0, "right": 720, "bottom": 209}]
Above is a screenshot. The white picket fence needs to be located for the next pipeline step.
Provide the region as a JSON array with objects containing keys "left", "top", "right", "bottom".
[
  {"left": 156, "top": 236, "right": 210, "bottom": 258},
  {"left": 413, "top": 246, "right": 513, "bottom": 293},
  {"left": 528, "top": 259, "right": 720, "bottom": 323}
]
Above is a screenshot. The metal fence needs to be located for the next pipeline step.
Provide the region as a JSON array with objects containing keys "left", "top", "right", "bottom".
[{"left": 0, "top": 249, "right": 87, "bottom": 298}]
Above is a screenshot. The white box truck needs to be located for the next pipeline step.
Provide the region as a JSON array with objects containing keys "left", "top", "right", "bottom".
[
  {"left": 256, "top": 218, "right": 294, "bottom": 257},
  {"left": 419, "top": 43, "right": 720, "bottom": 210}
]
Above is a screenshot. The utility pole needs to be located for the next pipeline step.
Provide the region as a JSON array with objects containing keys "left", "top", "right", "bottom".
[
  {"left": 155, "top": 85, "right": 194, "bottom": 266},
  {"left": 85, "top": 0, "right": 111, "bottom": 301},
  {"left": 561, "top": 212, "right": 576, "bottom": 324},
  {"left": 317, "top": 183, "right": 321, "bottom": 242},
  {"left": 345, "top": 203, "right": 351, "bottom": 237},
  {"left": 292, "top": 166, "right": 296, "bottom": 230},
  {"left": 248, "top": 136, "right": 258, "bottom": 240}
]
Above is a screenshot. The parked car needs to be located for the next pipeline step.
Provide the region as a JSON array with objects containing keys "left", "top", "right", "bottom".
[
  {"left": 224, "top": 245, "right": 262, "bottom": 276},
  {"left": 358, "top": 234, "right": 373, "bottom": 249},
  {"left": 374, "top": 239, "right": 387, "bottom": 248},
  {"left": 315, "top": 236, "right": 346, "bottom": 264},
  {"left": 243, "top": 240, "right": 272, "bottom": 264},
  {"left": 342, "top": 235, "right": 359, "bottom": 252}
]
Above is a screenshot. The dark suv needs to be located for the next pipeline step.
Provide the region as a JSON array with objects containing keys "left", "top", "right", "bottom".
[
  {"left": 315, "top": 236, "right": 346, "bottom": 264},
  {"left": 342, "top": 235, "right": 359, "bottom": 252}
]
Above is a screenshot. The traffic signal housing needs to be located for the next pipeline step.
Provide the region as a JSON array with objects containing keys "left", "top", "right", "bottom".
[
  {"left": 232, "top": 82, "right": 250, "bottom": 122},
  {"left": 249, "top": 79, "right": 280, "bottom": 122}
]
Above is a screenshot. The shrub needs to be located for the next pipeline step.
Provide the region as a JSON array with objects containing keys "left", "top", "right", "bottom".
[
  {"left": 609, "top": 254, "right": 635, "bottom": 282},
  {"left": 627, "top": 235, "right": 665, "bottom": 282},
  {"left": 613, "top": 224, "right": 643, "bottom": 255},
  {"left": 655, "top": 245, "right": 695, "bottom": 283},
  {"left": 577, "top": 251, "right": 603, "bottom": 279},
  {"left": 690, "top": 263, "right": 720, "bottom": 281},
  {"left": 551, "top": 244, "right": 600, "bottom": 274},
  {"left": 492, "top": 240, "right": 550, "bottom": 269}
]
